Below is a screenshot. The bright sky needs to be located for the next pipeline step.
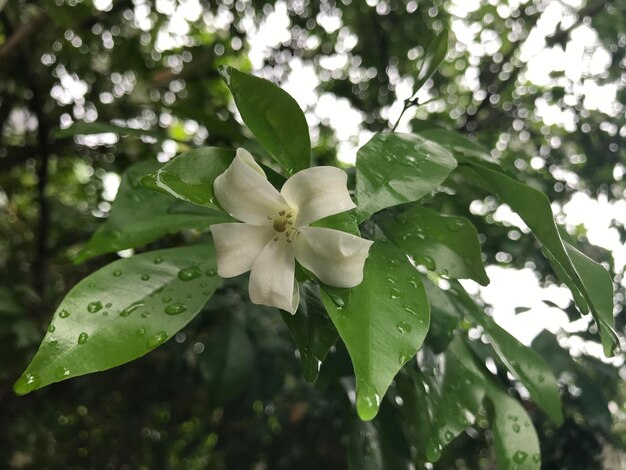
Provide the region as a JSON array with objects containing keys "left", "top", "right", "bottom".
[{"left": 86, "top": 0, "right": 625, "bottom": 358}]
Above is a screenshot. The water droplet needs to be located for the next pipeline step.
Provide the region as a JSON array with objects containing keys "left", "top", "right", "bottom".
[
  {"left": 178, "top": 266, "right": 202, "bottom": 281},
  {"left": 141, "top": 311, "right": 151, "bottom": 319},
  {"left": 383, "top": 154, "right": 394, "bottom": 163},
  {"left": 399, "top": 349, "right": 413, "bottom": 364},
  {"left": 48, "top": 324, "right": 56, "bottom": 333},
  {"left": 120, "top": 301, "right": 145, "bottom": 317},
  {"left": 409, "top": 279, "right": 420, "bottom": 288},
  {"left": 147, "top": 331, "right": 168, "bottom": 349},
  {"left": 14, "top": 373, "right": 41, "bottom": 396},
  {"left": 513, "top": 451, "right": 528, "bottom": 464},
  {"left": 402, "top": 305, "right": 418, "bottom": 315},
  {"left": 49, "top": 339, "right": 58, "bottom": 347},
  {"left": 154, "top": 257, "right": 163, "bottom": 264},
  {"left": 356, "top": 384, "right": 381, "bottom": 421},
  {"left": 164, "top": 303, "right": 187, "bottom": 316},
  {"left": 78, "top": 332, "right": 89, "bottom": 345},
  {"left": 512, "top": 423, "right": 521, "bottom": 433},
  {"left": 416, "top": 255, "right": 436, "bottom": 271},
  {"left": 390, "top": 287, "right": 402, "bottom": 300},
  {"left": 532, "top": 453, "right": 540, "bottom": 463},
  {"left": 87, "top": 301, "right": 102, "bottom": 313},
  {"left": 59, "top": 309, "right": 70, "bottom": 318},
  {"left": 444, "top": 430, "right": 454, "bottom": 442},
  {"left": 386, "top": 274, "right": 397, "bottom": 284},
  {"left": 446, "top": 220, "right": 464, "bottom": 232},
  {"left": 396, "top": 321, "right": 412, "bottom": 334},
  {"left": 55, "top": 367, "right": 70, "bottom": 379},
  {"left": 426, "top": 440, "right": 442, "bottom": 462},
  {"left": 141, "top": 274, "right": 150, "bottom": 281},
  {"left": 162, "top": 296, "right": 172, "bottom": 303},
  {"left": 113, "top": 269, "right": 122, "bottom": 277},
  {"left": 88, "top": 282, "right": 96, "bottom": 288},
  {"left": 136, "top": 327, "right": 146, "bottom": 336},
  {"left": 105, "top": 303, "right": 112, "bottom": 308},
  {"left": 206, "top": 269, "right": 217, "bottom": 277}
]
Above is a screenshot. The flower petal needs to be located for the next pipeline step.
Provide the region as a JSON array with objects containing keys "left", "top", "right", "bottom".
[
  {"left": 214, "top": 148, "right": 288, "bottom": 224},
  {"left": 295, "top": 227, "right": 373, "bottom": 288},
  {"left": 281, "top": 167, "right": 356, "bottom": 227},
  {"left": 211, "top": 223, "right": 275, "bottom": 278},
  {"left": 249, "top": 238, "right": 299, "bottom": 313}
]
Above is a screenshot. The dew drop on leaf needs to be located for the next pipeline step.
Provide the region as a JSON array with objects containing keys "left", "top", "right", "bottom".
[
  {"left": 398, "top": 350, "right": 413, "bottom": 364},
  {"left": 356, "top": 383, "right": 381, "bottom": 421},
  {"left": 141, "top": 274, "right": 150, "bottom": 281},
  {"left": 136, "top": 327, "right": 146, "bottom": 336},
  {"left": 444, "top": 430, "right": 454, "bottom": 442},
  {"left": 533, "top": 453, "right": 540, "bottom": 463},
  {"left": 416, "top": 255, "right": 436, "bottom": 271},
  {"left": 513, "top": 450, "right": 528, "bottom": 464},
  {"left": 162, "top": 296, "right": 172, "bottom": 303},
  {"left": 113, "top": 269, "right": 122, "bottom": 277},
  {"left": 178, "top": 266, "right": 202, "bottom": 281},
  {"left": 147, "top": 331, "right": 168, "bottom": 349},
  {"left": 512, "top": 423, "right": 521, "bottom": 433},
  {"left": 59, "top": 309, "right": 70, "bottom": 318},
  {"left": 54, "top": 367, "right": 70, "bottom": 379},
  {"left": 396, "top": 321, "right": 412, "bottom": 334},
  {"left": 426, "top": 440, "right": 442, "bottom": 462},
  {"left": 48, "top": 324, "right": 55, "bottom": 333},
  {"left": 120, "top": 301, "right": 145, "bottom": 317},
  {"left": 164, "top": 303, "right": 187, "bottom": 316},
  {"left": 154, "top": 257, "right": 163, "bottom": 264},
  {"left": 446, "top": 219, "right": 464, "bottom": 232},
  {"left": 77, "top": 332, "right": 89, "bottom": 345},
  {"left": 87, "top": 301, "right": 103, "bottom": 313},
  {"left": 206, "top": 269, "right": 217, "bottom": 277}
]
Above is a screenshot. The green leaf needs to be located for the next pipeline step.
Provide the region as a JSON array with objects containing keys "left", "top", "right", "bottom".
[
  {"left": 457, "top": 162, "right": 617, "bottom": 356},
  {"left": 397, "top": 337, "right": 485, "bottom": 463},
  {"left": 141, "top": 147, "right": 236, "bottom": 211},
  {"left": 377, "top": 204, "right": 489, "bottom": 285},
  {"left": 355, "top": 133, "right": 456, "bottom": 221},
  {"left": 198, "top": 314, "right": 255, "bottom": 405},
  {"left": 485, "top": 376, "right": 541, "bottom": 470},
  {"left": 321, "top": 241, "right": 430, "bottom": 421},
  {"left": 53, "top": 121, "right": 169, "bottom": 141},
  {"left": 219, "top": 66, "right": 311, "bottom": 175},
  {"left": 532, "top": 330, "right": 612, "bottom": 431},
  {"left": 413, "top": 28, "right": 449, "bottom": 96},
  {"left": 564, "top": 241, "right": 616, "bottom": 356},
  {"left": 281, "top": 283, "right": 338, "bottom": 382},
  {"left": 418, "top": 127, "right": 497, "bottom": 164},
  {"left": 14, "top": 245, "right": 220, "bottom": 395},
  {"left": 450, "top": 281, "right": 563, "bottom": 424},
  {"left": 76, "top": 161, "right": 230, "bottom": 263},
  {"left": 422, "top": 277, "right": 462, "bottom": 353}
]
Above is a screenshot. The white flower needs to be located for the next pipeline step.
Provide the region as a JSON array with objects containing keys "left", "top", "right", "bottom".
[{"left": 210, "top": 148, "right": 374, "bottom": 314}]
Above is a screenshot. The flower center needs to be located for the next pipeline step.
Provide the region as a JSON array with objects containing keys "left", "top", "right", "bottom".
[{"left": 268, "top": 209, "right": 298, "bottom": 242}]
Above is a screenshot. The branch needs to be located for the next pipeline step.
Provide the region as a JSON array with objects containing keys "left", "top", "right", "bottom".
[{"left": 0, "top": 11, "right": 47, "bottom": 60}]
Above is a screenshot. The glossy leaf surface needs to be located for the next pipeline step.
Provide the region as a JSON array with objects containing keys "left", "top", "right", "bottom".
[
  {"left": 76, "top": 161, "right": 229, "bottom": 263},
  {"left": 450, "top": 281, "right": 563, "bottom": 424},
  {"left": 485, "top": 377, "right": 541, "bottom": 470},
  {"left": 14, "top": 245, "right": 220, "bottom": 395},
  {"left": 377, "top": 204, "right": 489, "bottom": 285},
  {"left": 219, "top": 66, "right": 311, "bottom": 174},
  {"left": 321, "top": 241, "right": 430, "bottom": 421},
  {"left": 355, "top": 133, "right": 456, "bottom": 221}
]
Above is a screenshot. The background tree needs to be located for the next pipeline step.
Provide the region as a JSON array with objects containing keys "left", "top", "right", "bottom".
[{"left": 0, "top": 0, "right": 624, "bottom": 468}]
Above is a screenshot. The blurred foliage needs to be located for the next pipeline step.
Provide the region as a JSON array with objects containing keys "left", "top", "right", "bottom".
[{"left": 0, "top": 0, "right": 625, "bottom": 468}]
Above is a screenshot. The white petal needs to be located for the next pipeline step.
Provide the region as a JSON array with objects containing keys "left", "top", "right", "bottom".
[
  {"left": 214, "top": 148, "right": 288, "bottom": 224},
  {"left": 295, "top": 227, "right": 373, "bottom": 288},
  {"left": 211, "top": 223, "right": 275, "bottom": 278},
  {"left": 249, "top": 238, "right": 298, "bottom": 313},
  {"left": 281, "top": 167, "right": 356, "bottom": 227}
]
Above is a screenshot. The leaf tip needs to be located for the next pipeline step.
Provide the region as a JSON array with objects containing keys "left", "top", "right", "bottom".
[
  {"left": 356, "top": 386, "right": 381, "bottom": 421},
  {"left": 13, "top": 372, "right": 41, "bottom": 396}
]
